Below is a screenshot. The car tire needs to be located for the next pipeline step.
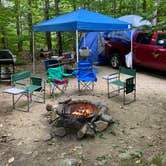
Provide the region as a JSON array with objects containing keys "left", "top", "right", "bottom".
[{"left": 110, "top": 53, "right": 121, "bottom": 69}]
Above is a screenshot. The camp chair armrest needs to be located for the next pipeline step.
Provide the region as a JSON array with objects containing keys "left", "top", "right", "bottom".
[
  {"left": 62, "top": 73, "right": 72, "bottom": 77},
  {"left": 30, "top": 76, "right": 41, "bottom": 79},
  {"left": 125, "top": 76, "right": 134, "bottom": 81},
  {"left": 102, "top": 72, "right": 118, "bottom": 80},
  {"left": 14, "top": 82, "right": 27, "bottom": 86},
  {"left": 30, "top": 76, "right": 46, "bottom": 83}
]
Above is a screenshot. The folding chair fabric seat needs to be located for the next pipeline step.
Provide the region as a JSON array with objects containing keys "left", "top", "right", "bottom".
[
  {"left": 111, "top": 80, "right": 125, "bottom": 87},
  {"left": 52, "top": 78, "right": 68, "bottom": 85},
  {"left": 46, "top": 66, "right": 72, "bottom": 96},
  {"left": 73, "top": 60, "right": 97, "bottom": 95}
]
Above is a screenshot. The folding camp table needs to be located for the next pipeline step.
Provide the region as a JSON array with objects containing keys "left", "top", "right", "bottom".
[{"left": 3, "top": 87, "right": 29, "bottom": 111}]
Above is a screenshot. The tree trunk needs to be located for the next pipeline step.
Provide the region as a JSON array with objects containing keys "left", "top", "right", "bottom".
[
  {"left": 142, "top": 0, "right": 146, "bottom": 13},
  {"left": 71, "top": 0, "right": 76, "bottom": 10},
  {"left": 27, "top": 0, "right": 33, "bottom": 59},
  {"left": 54, "top": 0, "right": 62, "bottom": 56},
  {"left": 152, "top": 0, "right": 160, "bottom": 25},
  {"left": 119, "top": 0, "right": 122, "bottom": 15},
  {"left": 112, "top": 0, "right": 116, "bottom": 17},
  {"left": 0, "top": 0, "right": 7, "bottom": 48},
  {"left": 15, "top": 0, "right": 23, "bottom": 52},
  {"left": 44, "top": 0, "right": 52, "bottom": 51},
  {"left": 0, "top": 26, "right": 7, "bottom": 49}
]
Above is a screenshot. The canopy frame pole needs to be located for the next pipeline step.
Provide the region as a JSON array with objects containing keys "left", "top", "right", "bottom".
[
  {"left": 76, "top": 30, "right": 79, "bottom": 62},
  {"left": 130, "top": 30, "right": 133, "bottom": 69},
  {"left": 32, "top": 32, "right": 35, "bottom": 73},
  {"left": 83, "top": 32, "right": 86, "bottom": 47}
]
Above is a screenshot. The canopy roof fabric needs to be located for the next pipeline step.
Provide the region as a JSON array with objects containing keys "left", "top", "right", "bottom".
[{"left": 33, "top": 8, "right": 130, "bottom": 32}]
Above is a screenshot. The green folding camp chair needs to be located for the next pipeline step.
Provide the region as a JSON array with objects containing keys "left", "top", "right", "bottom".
[
  {"left": 103, "top": 66, "right": 136, "bottom": 105},
  {"left": 3, "top": 71, "right": 45, "bottom": 111},
  {"left": 46, "top": 66, "right": 72, "bottom": 97}
]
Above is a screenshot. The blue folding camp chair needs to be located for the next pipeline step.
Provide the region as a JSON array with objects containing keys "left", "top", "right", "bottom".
[{"left": 73, "top": 60, "right": 97, "bottom": 95}]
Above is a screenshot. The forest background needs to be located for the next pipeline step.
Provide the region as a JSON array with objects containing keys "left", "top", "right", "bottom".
[{"left": 0, "top": 0, "right": 166, "bottom": 63}]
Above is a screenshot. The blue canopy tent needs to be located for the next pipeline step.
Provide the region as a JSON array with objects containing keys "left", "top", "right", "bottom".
[{"left": 32, "top": 8, "right": 130, "bottom": 72}]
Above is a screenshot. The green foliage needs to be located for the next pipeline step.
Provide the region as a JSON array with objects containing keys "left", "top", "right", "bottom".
[{"left": 0, "top": 0, "right": 165, "bottom": 56}]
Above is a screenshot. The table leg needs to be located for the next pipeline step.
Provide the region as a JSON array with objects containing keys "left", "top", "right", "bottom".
[
  {"left": 27, "top": 92, "right": 30, "bottom": 112},
  {"left": 107, "top": 79, "right": 110, "bottom": 98},
  {"left": 12, "top": 94, "right": 15, "bottom": 109}
]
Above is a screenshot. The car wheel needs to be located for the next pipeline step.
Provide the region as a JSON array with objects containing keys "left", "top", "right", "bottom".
[{"left": 110, "top": 53, "right": 121, "bottom": 69}]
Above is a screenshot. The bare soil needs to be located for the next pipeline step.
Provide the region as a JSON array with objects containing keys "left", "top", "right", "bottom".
[{"left": 0, "top": 61, "right": 166, "bottom": 166}]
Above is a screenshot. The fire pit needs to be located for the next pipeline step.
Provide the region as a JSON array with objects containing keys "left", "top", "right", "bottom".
[
  {"left": 46, "top": 98, "right": 114, "bottom": 139},
  {"left": 58, "top": 102, "right": 98, "bottom": 119}
]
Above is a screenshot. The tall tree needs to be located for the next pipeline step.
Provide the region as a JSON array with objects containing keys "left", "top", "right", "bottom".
[
  {"left": 54, "top": 0, "right": 62, "bottom": 56},
  {"left": 70, "top": 0, "right": 77, "bottom": 10},
  {"left": 143, "top": 0, "right": 147, "bottom": 13},
  {"left": 44, "top": 0, "right": 52, "bottom": 50},
  {"left": 112, "top": 0, "right": 117, "bottom": 17},
  {"left": 0, "top": 0, "right": 7, "bottom": 48},
  {"left": 27, "top": 0, "right": 33, "bottom": 57},
  {"left": 152, "top": 0, "right": 160, "bottom": 25},
  {"left": 15, "top": 0, "right": 23, "bottom": 52}
]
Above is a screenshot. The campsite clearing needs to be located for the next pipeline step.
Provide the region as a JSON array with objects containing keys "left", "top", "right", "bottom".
[{"left": 0, "top": 62, "right": 166, "bottom": 166}]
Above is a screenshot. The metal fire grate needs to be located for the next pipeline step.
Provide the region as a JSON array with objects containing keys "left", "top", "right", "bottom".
[{"left": 57, "top": 102, "right": 98, "bottom": 120}]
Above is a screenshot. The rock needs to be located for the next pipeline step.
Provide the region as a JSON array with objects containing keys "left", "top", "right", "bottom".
[
  {"left": 23, "top": 150, "right": 33, "bottom": 155},
  {"left": 32, "top": 151, "right": 39, "bottom": 158},
  {"left": 97, "top": 106, "right": 108, "bottom": 116},
  {"left": 33, "top": 138, "right": 40, "bottom": 142},
  {"left": 56, "top": 104, "right": 64, "bottom": 115},
  {"left": 90, "top": 101, "right": 101, "bottom": 107},
  {"left": 8, "top": 157, "right": 14, "bottom": 163},
  {"left": 17, "top": 141, "right": 23, "bottom": 146},
  {"left": 47, "top": 157, "right": 52, "bottom": 161},
  {"left": 86, "top": 124, "right": 95, "bottom": 137},
  {"left": 118, "top": 152, "right": 132, "bottom": 160},
  {"left": 135, "top": 160, "right": 141, "bottom": 164},
  {"left": 77, "top": 124, "right": 88, "bottom": 139},
  {"left": 51, "top": 111, "right": 58, "bottom": 121},
  {"left": 161, "top": 153, "right": 166, "bottom": 166},
  {"left": 71, "top": 146, "right": 82, "bottom": 152},
  {"left": 95, "top": 120, "right": 109, "bottom": 132},
  {"left": 59, "top": 152, "right": 67, "bottom": 158},
  {"left": 100, "top": 114, "right": 113, "bottom": 123},
  {"left": 52, "top": 127, "right": 66, "bottom": 137},
  {"left": 130, "top": 151, "right": 143, "bottom": 158},
  {"left": 43, "top": 133, "right": 52, "bottom": 142},
  {"left": 95, "top": 159, "right": 107, "bottom": 166},
  {"left": 57, "top": 158, "right": 81, "bottom": 166},
  {"left": 46, "top": 104, "right": 54, "bottom": 112},
  {"left": 58, "top": 97, "right": 72, "bottom": 104}
]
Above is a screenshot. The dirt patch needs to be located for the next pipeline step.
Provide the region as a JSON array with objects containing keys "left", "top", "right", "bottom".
[{"left": 0, "top": 62, "right": 166, "bottom": 166}]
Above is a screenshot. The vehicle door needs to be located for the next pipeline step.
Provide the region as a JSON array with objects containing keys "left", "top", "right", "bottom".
[
  {"left": 133, "top": 33, "right": 154, "bottom": 68},
  {"left": 150, "top": 33, "right": 166, "bottom": 71}
]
